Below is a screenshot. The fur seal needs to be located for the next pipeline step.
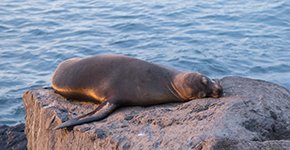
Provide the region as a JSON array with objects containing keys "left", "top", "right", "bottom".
[{"left": 52, "top": 54, "right": 223, "bottom": 129}]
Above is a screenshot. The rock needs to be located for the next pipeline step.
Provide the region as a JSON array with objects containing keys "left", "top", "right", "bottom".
[
  {"left": 0, "top": 123, "right": 27, "bottom": 150},
  {"left": 23, "top": 76, "right": 290, "bottom": 150}
]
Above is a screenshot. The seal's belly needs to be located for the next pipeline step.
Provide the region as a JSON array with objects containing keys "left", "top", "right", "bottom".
[
  {"left": 120, "top": 89, "right": 179, "bottom": 106},
  {"left": 53, "top": 87, "right": 106, "bottom": 103}
]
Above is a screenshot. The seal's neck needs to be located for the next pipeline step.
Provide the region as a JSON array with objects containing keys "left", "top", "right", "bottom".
[{"left": 170, "top": 72, "right": 193, "bottom": 101}]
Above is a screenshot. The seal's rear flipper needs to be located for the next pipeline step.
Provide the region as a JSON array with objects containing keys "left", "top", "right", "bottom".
[{"left": 54, "top": 100, "right": 118, "bottom": 130}]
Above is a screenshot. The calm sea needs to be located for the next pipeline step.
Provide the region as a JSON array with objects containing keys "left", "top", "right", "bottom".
[{"left": 0, "top": 0, "right": 290, "bottom": 125}]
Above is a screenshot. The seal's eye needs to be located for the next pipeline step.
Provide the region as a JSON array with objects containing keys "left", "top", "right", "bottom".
[{"left": 198, "top": 91, "right": 206, "bottom": 98}]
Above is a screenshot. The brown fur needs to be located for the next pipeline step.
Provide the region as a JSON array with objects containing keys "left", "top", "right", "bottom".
[{"left": 52, "top": 54, "right": 223, "bottom": 129}]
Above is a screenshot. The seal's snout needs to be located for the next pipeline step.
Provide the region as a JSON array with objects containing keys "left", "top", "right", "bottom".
[
  {"left": 212, "top": 79, "right": 223, "bottom": 98},
  {"left": 213, "top": 88, "right": 223, "bottom": 98}
]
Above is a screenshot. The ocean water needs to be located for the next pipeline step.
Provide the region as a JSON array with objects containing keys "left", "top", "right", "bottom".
[{"left": 0, "top": 0, "right": 289, "bottom": 125}]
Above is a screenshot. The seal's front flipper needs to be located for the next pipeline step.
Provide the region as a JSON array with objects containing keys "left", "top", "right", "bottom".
[{"left": 54, "top": 100, "right": 118, "bottom": 130}]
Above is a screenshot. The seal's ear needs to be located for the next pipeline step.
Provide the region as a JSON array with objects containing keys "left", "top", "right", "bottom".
[{"left": 201, "top": 76, "right": 208, "bottom": 85}]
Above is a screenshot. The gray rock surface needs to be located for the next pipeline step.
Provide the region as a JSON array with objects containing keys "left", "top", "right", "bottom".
[
  {"left": 0, "top": 123, "right": 27, "bottom": 150},
  {"left": 23, "top": 76, "right": 290, "bottom": 150}
]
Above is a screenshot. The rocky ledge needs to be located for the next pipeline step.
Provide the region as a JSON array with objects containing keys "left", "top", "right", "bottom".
[
  {"left": 23, "top": 76, "right": 290, "bottom": 150},
  {"left": 0, "top": 123, "right": 27, "bottom": 150}
]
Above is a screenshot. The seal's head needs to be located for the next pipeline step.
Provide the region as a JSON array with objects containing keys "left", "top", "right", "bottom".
[
  {"left": 210, "top": 78, "right": 223, "bottom": 98},
  {"left": 179, "top": 73, "right": 223, "bottom": 100}
]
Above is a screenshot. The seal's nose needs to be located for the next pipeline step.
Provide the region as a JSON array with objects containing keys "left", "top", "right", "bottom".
[
  {"left": 212, "top": 88, "right": 223, "bottom": 98},
  {"left": 217, "top": 88, "right": 223, "bottom": 97},
  {"left": 211, "top": 79, "right": 223, "bottom": 98}
]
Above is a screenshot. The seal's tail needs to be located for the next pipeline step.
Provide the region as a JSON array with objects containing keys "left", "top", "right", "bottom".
[{"left": 54, "top": 101, "right": 118, "bottom": 130}]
